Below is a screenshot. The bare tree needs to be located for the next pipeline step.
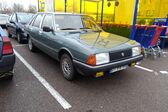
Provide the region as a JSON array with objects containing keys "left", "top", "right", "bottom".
[
  {"left": 27, "top": 5, "right": 37, "bottom": 13},
  {"left": 12, "top": 3, "right": 24, "bottom": 12},
  {"left": 0, "top": 1, "right": 12, "bottom": 14}
]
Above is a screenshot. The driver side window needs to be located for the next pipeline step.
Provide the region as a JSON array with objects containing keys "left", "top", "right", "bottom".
[
  {"left": 33, "top": 14, "right": 43, "bottom": 28},
  {"left": 41, "top": 15, "right": 53, "bottom": 29}
]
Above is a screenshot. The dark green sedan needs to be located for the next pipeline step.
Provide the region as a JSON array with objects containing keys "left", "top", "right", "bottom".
[{"left": 25, "top": 12, "right": 143, "bottom": 80}]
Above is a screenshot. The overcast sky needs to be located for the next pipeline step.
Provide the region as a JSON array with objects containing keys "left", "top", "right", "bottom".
[{"left": 0, "top": 0, "right": 38, "bottom": 9}]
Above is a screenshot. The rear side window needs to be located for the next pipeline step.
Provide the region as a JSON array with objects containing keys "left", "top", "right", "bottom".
[
  {"left": 42, "top": 15, "right": 53, "bottom": 29},
  {"left": 33, "top": 14, "right": 43, "bottom": 28}
]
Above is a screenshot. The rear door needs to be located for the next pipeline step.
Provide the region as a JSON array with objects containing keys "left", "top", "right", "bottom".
[{"left": 29, "top": 14, "right": 44, "bottom": 49}]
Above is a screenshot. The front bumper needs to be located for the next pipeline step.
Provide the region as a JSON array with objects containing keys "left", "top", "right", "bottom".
[
  {"left": 0, "top": 54, "right": 15, "bottom": 75},
  {"left": 73, "top": 55, "right": 143, "bottom": 76}
]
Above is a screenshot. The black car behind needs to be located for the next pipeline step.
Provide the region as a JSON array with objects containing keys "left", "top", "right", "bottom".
[{"left": 6, "top": 12, "right": 34, "bottom": 43}]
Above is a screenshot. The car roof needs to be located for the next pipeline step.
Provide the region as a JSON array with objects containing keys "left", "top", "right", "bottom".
[{"left": 37, "top": 12, "right": 86, "bottom": 16}]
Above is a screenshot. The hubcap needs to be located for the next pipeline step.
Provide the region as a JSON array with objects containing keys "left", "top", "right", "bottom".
[
  {"left": 62, "top": 59, "right": 71, "bottom": 76},
  {"left": 28, "top": 39, "right": 32, "bottom": 50}
]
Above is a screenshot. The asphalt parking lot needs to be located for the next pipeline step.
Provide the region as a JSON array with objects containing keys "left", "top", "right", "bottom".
[{"left": 1, "top": 36, "right": 168, "bottom": 112}]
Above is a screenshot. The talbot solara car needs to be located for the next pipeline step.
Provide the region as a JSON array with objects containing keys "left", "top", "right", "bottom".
[{"left": 25, "top": 12, "right": 143, "bottom": 81}]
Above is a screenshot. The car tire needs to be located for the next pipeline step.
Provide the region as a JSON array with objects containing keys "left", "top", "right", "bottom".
[
  {"left": 8, "top": 32, "right": 12, "bottom": 38},
  {"left": 28, "top": 37, "right": 37, "bottom": 52},
  {"left": 3, "top": 74, "right": 13, "bottom": 80},
  {"left": 17, "top": 33, "right": 23, "bottom": 43},
  {"left": 60, "top": 54, "right": 76, "bottom": 81}
]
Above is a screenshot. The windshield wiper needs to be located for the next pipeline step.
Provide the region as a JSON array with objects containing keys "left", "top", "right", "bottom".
[
  {"left": 60, "top": 28, "right": 77, "bottom": 30},
  {"left": 80, "top": 28, "right": 91, "bottom": 30},
  {"left": 93, "top": 29, "right": 102, "bottom": 32}
]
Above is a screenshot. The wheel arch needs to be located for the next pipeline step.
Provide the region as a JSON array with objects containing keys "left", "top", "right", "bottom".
[{"left": 58, "top": 48, "right": 74, "bottom": 61}]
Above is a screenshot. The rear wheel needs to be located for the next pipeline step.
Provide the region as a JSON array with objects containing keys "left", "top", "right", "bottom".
[
  {"left": 60, "top": 54, "right": 76, "bottom": 81},
  {"left": 28, "top": 37, "right": 37, "bottom": 52}
]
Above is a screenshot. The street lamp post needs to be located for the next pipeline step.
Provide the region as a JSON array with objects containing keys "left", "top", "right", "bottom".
[
  {"left": 80, "top": 0, "right": 82, "bottom": 13},
  {"left": 131, "top": 0, "right": 139, "bottom": 40},
  {"left": 64, "top": 0, "right": 67, "bottom": 12},
  {"left": 100, "top": 0, "right": 104, "bottom": 27}
]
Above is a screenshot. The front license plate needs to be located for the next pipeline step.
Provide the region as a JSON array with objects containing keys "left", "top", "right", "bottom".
[{"left": 110, "top": 65, "right": 128, "bottom": 73}]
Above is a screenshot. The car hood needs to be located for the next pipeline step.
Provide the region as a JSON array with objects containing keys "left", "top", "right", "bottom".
[
  {"left": 79, "top": 31, "right": 130, "bottom": 48},
  {"left": 62, "top": 31, "right": 134, "bottom": 51}
]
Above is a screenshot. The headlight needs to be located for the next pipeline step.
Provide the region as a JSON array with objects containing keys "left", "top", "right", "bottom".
[
  {"left": 87, "top": 53, "right": 110, "bottom": 66},
  {"left": 96, "top": 53, "right": 110, "bottom": 65},
  {"left": 132, "top": 47, "right": 141, "bottom": 56}
]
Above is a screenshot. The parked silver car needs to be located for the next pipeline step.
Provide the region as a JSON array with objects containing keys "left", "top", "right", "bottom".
[{"left": 0, "top": 14, "right": 9, "bottom": 28}]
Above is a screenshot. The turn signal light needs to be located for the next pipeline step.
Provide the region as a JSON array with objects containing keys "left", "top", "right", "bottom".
[{"left": 87, "top": 55, "right": 96, "bottom": 66}]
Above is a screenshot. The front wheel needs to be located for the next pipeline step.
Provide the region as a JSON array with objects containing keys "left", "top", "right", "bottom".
[
  {"left": 28, "top": 38, "right": 37, "bottom": 52},
  {"left": 60, "top": 54, "right": 76, "bottom": 81}
]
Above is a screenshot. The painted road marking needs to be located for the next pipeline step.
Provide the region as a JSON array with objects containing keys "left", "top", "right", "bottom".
[
  {"left": 14, "top": 50, "right": 72, "bottom": 110},
  {"left": 163, "top": 52, "right": 168, "bottom": 54},
  {"left": 13, "top": 44, "right": 27, "bottom": 47},
  {"left": 160, "top": 71, "right": 168, "bottom": 74},
  {"left": 135, "top": 65, "right": 154, "bottom": 73}
]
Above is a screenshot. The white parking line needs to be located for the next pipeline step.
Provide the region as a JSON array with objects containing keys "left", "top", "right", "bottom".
[
  {"left": 14, "top": 50, "right": 72, "bottom": 110},
  {"left": 135, "top": 65, "right": 154, "bottom": 72},
  {"left": 160, "top": 71, "right": 168, "bottom": 74},
  {"left": 13, "top": 44, "right": 27, "bottom": 47}
]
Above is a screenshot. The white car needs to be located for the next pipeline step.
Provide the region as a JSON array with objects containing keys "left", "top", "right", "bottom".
[{"left": 0, "top": 14, "right": 9, "bottom": 28}]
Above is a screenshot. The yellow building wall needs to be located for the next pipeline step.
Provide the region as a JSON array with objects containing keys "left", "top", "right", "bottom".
[
  {"left": 39, "top": 0, "right": 168, "bottom": 25},
  {"left": 138, "top": 0, "right": 168, "bottom": 18},
  {"left": 54, "top": 0, "right": 64, "bottom": 12},
  {"left": 39, "top": 0, "right": 46, "bottom": 12},
  {"left": 114, "top": 0, "right": 136, "bottom": 24},
  {"left": 53, "top": 0, "right": 115, "bottom": 23}
]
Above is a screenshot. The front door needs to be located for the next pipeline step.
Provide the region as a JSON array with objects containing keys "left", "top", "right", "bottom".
[{"left": 40, "top": 14, "right": 58, "bottom": 59}]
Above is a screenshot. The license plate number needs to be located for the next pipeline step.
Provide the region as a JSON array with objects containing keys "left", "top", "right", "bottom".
[{"left": 110, "top": 65, "right": 128, "bottom": 73}]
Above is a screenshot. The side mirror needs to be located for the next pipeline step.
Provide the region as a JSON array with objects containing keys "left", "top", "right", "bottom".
[
  {"left": 10, "top": 20, "right": 15, "bottom": 24},
  {"left": 43, "top": 26, "right": 54, "bottom": 32}
]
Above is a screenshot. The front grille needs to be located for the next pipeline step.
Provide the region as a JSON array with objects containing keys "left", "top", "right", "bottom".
[{"left": 109, "top": 49, "right": 132, "bottom": 62}]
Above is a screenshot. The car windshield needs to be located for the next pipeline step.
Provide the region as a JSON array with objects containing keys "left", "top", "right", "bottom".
[
  {"left": 54, "top": 15, "right": 102, "bottom": 31},
  {"left": 17, "top": 13, "right": 34, "bottom": 24}
]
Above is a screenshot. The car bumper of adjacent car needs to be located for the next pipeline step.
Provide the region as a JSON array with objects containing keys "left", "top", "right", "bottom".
[
  {"left": 73, "top": 55, "right": 143, "bottom": 76},
  {"left": 0, "top": 54, "right": 15, "bottom": 77}
]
